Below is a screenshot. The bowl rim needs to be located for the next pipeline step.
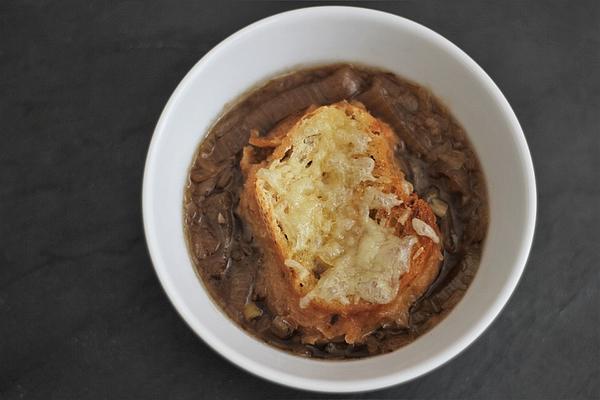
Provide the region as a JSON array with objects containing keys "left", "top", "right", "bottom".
[{"left": 142, "top": 5, "right": 537, "bottom": 393}]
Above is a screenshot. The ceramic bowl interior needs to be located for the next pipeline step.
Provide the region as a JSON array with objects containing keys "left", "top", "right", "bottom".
[{"left": 142, "top": 6, "right": 536, "bottom": 393}]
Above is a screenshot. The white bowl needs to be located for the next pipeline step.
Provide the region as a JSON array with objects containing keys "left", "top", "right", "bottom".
[{"left": 142, "top": 6, "right": 536, "bottom": 393}]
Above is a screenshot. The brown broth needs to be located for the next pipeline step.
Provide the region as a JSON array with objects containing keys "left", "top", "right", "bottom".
[{"left": 183, "top": 64, "right": 488, "bottom": 359}]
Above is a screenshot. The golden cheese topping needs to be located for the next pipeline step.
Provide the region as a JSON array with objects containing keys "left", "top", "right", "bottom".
[{"left": 256, "top": 106, "right": 417, "bottom": 307}]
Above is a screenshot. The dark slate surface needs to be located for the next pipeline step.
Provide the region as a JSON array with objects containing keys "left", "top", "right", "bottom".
[{"left": 1, "top": 1, "right": 599, "bottom": 399}]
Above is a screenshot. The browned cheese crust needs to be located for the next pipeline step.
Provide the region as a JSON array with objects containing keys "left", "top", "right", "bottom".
[{"left": 239, "top": 101, "right": 442, "bottom": 344}]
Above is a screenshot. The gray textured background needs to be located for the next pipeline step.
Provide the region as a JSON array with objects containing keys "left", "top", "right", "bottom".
[{"left": 1, "top": 1, "right": 599, "bottom": 399}]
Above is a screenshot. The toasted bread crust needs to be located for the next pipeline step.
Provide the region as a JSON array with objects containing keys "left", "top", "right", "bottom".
[{"left": 239, "top": 101, "right": 442, "bottom": 343}]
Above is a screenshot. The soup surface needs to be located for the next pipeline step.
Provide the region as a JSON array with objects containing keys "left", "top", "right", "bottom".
[{"left": 183, "top": 64, "right": 488, "bottom": 359}]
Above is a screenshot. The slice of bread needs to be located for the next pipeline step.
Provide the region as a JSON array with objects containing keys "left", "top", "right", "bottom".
[{"left": 239, "top": 101, "right": 442, "bottom": 343}]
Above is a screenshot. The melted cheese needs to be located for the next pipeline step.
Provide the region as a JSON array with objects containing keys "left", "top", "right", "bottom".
[{"left": 256, "top": 105, "right": 416, "bottom": 306}]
